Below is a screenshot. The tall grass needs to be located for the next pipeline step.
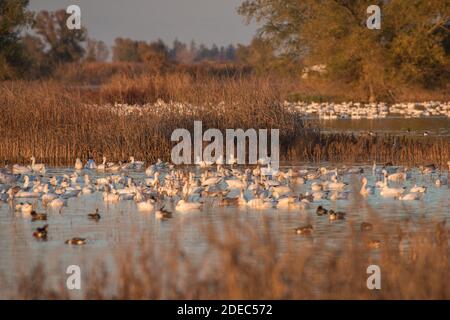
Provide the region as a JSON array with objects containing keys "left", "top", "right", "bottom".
[{"left": 0, "top": 77, "right": 448, "bottom": 166}]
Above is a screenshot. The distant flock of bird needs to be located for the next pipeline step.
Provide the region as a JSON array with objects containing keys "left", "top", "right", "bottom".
[
  {"left": 284, "top": 101, "right": 450, "bottom": 119},
  {"left": 1, "top": 155, "right": 449, "bottom": 248}
]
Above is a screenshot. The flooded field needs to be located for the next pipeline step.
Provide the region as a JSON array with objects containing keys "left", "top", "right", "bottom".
[{"left": 1, "top": 162, "right": 449, "bottom": 298}]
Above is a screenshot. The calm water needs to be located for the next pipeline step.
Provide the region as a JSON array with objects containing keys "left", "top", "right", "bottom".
[
  {"left": 0, "top": 164, "right": 449, "bottom": 297},
  {"left": 310, "top": 117, "right": 450, "bottom": 136}
]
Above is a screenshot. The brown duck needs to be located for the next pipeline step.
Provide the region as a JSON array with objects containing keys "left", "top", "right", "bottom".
[{"left": 33, "top": 224, "right": 48, "bottom": 240}]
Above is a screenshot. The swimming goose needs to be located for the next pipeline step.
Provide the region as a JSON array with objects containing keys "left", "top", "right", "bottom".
[
  {"left": 360, "top": 177, "right": 375, "bottom": 196},
  {"left": 383, "top": 169, "right": 406, "bottom": 182},
  {"left": 380, "top": 183, "right": 405, "bottom": 198},
  {"left": 74, "top": 158, "right": 83, "bottom": 171},
  {"left": 122, "top": 156, "right": 145, "bottom": 170},
  {"left": 96, "top": 157, "right": 107, "bottom": 171},
  {"left": 175, "top": 199, "right": 202, "bottom": 212},
  {"left": 30, "top": 156, "right": 45, "bottom": 174},
  {"left": 103, "top": 186, "right": 120, "bottom": 203},
  {"left": 12, "top": 164, "right": 32, "bottom": 175},
  {"left": 398, "top": 192, "right": 422, "bottom": 201},
  {"left": 136, "top": 199, "right": 156, "bottom": 212},
  {"left": 327, "top": 175, "right": 347, "bottom": 191},
  {"left": 85, "top": 158, "right": 96, "bottom": 170},
  {"left": 19, "top": 202, "right": 33, "bottom": 214},
  {"left": 410, "top": 184, "right": 427, "bottom": 193},
  {"left": 41, "top": 184, "right": 58, "bottom": 205},
  {"left": 47, "top": 197, "right": 67, "bottom": 209}
]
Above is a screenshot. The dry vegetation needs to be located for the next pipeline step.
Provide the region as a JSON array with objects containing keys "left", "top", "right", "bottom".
[
  {"left": 4, "top": 208, "right": 450, "bottom": 300},
  {"left": 0, "top": 75, "right": 449, "bottom": 166}
]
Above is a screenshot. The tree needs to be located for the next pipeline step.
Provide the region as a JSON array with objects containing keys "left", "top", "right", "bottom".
[
  {"left": 0, "top": 0, "right": 32, "bottom": 79},
  {"left": 34, "top": 10, "right": 87, "bottom": 65},
  {"left": 21, "top": 34, "right": 50, "bottom": 77},
  {"left": 85, "top": 38, "right": 109, "bottom": 62},
  {"left": 112, "top": 37, "right": 139, "bottom": 62},
  {"left": 239, "top": 0, "right": 450, "bottom": 100}
]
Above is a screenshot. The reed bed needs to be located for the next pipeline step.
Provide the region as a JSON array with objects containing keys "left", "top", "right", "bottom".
[
  {"left": 3, "top": 209, "right": 450, "bottom": 300},
  {"left": 0, "top": 78, "right": 448, "bottom": 166}
]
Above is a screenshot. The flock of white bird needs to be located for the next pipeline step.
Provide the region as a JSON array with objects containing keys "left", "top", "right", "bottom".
[
  {"left": 1, "top": 156, "right": 449, "bottom": 220},
  {"left": 283, "top": 101, "right": 450, "bottom": 119},
  {"left": 90, "top": 101, "right": 450, "bottom": 120}
]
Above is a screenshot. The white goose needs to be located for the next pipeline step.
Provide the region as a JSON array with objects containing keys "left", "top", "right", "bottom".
[
  {"left": 74, "top": 158, "right": 83, "bottom": 171},
  {"left": 399, "top": 192, "right": 422, "bottom": 201},
  {"left": 136, "top": 198, "right": 156, "bottom": 212},
  {"left": 360, "top": 177, "right": 375, "bottom": 196},
  {"left": 96, "top": 157, "right": 107, "bottom": 171},
  {"left": 380, "top": 179, "right": 405, "bottom": 198},
  {"left": 30, "top": 156, "right": 45, "bottom": 174},
  {"left": 47, "top": 197, "right": 66, "bottom": 209},
  {"left": 12, "top": 163, "right": 32, "bottom": 175},
  {"left": 175, "top": 199, "right": 202, "bottom": 212}
]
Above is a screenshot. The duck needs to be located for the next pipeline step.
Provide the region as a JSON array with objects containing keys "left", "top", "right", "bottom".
[
  {"left": 316, "top": 205, "right": 328, "bottom": 216},
  {"left": 87, "top": 208, "right": 101, "bottom": 221},
  {"left": 65, "top": 237, "right": 86, "bottom": 245},
  {"left": 360, "top": 222, "right": 373, "bottom": 232},
  {"left": 155, "top": 207, "right": 173, "bottom": 220},
  {"left": 33, "top": 224, "right": 48, "bottom": 240},
  {"left": 435, "top": 175, "right": 448, "bottom": 187},
  {"left": 30, "top": 211, "right": 47, "bottom": 221},
  {"left": 329, "top": 210, "right": 346, "bottom": 221},
  {"left": 294, "top": 224, "right": 314, "bottom": 235}
]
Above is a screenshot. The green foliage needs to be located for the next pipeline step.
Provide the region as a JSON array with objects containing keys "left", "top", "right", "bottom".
[
  {"left": 239, "top": 0, "right": 450, "bottom": 96},
  {"left": 0, "top": 0, "right": 32, "bottom": 79},
  {"left": 34, "top": 10, "right": 87, "bottom": 65}
]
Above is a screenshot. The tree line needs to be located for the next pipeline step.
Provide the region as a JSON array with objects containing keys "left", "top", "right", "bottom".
[{"left": 1, "top": 0, "right": 449, "bottom": 99}]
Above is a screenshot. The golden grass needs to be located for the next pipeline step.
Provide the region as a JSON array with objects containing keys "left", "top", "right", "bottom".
[
  {"left": 0, "top": 77, "right": 448, "bottom": 166},
  {"left": 3, "top": 209, "right": 449, "bottom": 299}
]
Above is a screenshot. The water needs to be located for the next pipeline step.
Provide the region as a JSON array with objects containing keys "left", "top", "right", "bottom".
[
  {"left": 0, "top": 164, "right": 449, "bottom": 297},
  {"left": 310, "top": 117, "right": 450, "bottom": 136}
]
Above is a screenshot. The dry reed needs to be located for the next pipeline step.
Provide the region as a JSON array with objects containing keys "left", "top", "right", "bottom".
[{"left": 0, "top": 78, "right": 448, "bottom": 166}]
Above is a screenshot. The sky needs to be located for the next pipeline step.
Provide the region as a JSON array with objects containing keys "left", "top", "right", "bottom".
[{"left": 28, "top": 0, "right": 258, "bottom": 47}]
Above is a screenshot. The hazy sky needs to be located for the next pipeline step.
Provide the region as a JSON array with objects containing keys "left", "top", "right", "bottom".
[{"left": 29, "top": 0, "right": 258, "bottom": 47}]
